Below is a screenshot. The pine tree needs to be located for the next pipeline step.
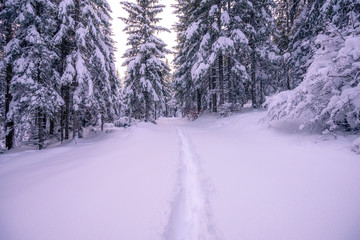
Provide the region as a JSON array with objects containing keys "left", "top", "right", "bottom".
[
  {"left": 238, "top": 0, "right": 278, "bottom": 108},
  {"left": 0, "top": 0, "right": 5, "bottom": 150},
  {"left": 173, "top": 0, "right": 201, "bottom": 114},
  {"left": 85, "top": 0, "right": 121, "bottom": 130},
  {"left": 265, "top": 0, "right": 360, "bottom": 133},
  {"left": 55, "top": 0, "right": 90, "bottom": 140},
  {"left": 9, "top": 0, "right": 63, "bottom": 149},
  {"left": 286, "top": 0, "right": 326, "bottom": 89},
  {"left": 273, "top": 0, "right": 308, "bottom": 90},
  {"left": 174, "top": 0, "right": 278, "bottom": 115},
  {"left": 121, "top": 0, "right": 170, "bottom": 121},
  {"left": 0, "top": 0, "right": 20, "bottom": 149},
  {"left": 55, "top": 0, "right": 120, "bottom": 138}
]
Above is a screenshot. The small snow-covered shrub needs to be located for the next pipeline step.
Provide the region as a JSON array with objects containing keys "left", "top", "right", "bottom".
[
  {"left": 219, "top": 103, "right": 233, "bottom": 117},
  {"left": 218, "top": 103, "right": 243, "bottom": 117},
  {"left": 352, "top": 137, "right": 360, "bottom": 154},
  {"left": 114, "top": 117, "right": 134, "bottom": 128}
]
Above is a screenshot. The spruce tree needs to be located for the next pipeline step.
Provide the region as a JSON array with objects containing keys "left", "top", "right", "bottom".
[
  {"left": 286, "top": 0, "right": 326, "bottom": 89},
  {"left": 9, "top": 0, "right": 63, "bottom": 149},
  {"left": 236, "top": 0, "right": 278, "bottom": 108},
  {"left": 85, "top": 0, "right": 121, "bottom": 129},
  {"left": 173, "top": 0, "right": 202, "bottom": 114},
  {"left": 55, "top": 0, "right": 120, "bottom": 138},
  {"left": 265, "top": 0, "right": 360, "bottom": 133},
  {"left": 0, "top": 0, "right": 20, "bottom": 149},
  {"left": 121, "top": 0, "right": 170, "bottom": 121}
]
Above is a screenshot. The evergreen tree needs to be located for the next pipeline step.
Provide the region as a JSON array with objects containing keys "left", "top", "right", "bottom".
[
  {"left": 0, "top": 0, "right": 4, "bottom": 150},
  {"left": 286, "top": 0, "right": 326, "bottom": 89},
  {"left": 237, "top": 0, "right": 278, "bottom": 108},
  {"left": 174, "top": 0, "right": 278, "bottom": 114},
  {"left": 173, "top": 0, "right": 202, "bottom": 114},
  {"left": 55, "top": 0, "right": 91, "bottom": 140},
  {"left": 121, "top": 0, "right": 170, "bottom": 121},
  {"left": 84, "top": 0, "right": 121, "bottom": 130},
  {"left": 55, "top": 0, "right": 120, "bottom": 138},
  {"left": 0, "top": 0, "right": 20, "bottom": 149},
  {"left": 9, "top": 0, "right": 63, "bottom": 149},
  {"left": 0, "top": 0, "right": 120, "bottom": 150},
  {"left": 265, "top": 0, "right": 360, "bottom": 133}
]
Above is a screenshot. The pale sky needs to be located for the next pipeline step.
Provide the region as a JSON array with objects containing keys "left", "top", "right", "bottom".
[{"left": 107, "top": 0, "right": 178, "bottom": 77}]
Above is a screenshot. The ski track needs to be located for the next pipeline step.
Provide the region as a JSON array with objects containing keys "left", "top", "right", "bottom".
[{"left": 164, "top": 127, "right": 218, "bottom": 240}]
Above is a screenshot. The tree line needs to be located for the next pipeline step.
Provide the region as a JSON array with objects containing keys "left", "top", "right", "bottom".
[
  {"left": 1, "top": 0, "right": 359, "bottom": 151},
  {"left": 172, "top": 0, "right": 360, "bottom": 135}
]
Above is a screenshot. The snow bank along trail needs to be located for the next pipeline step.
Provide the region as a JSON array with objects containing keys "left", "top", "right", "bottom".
[
  {"left": 0, "top": 124, "right": 179, "bottom": 240},
  {"left": 164, "top": 128, "right": 218, "bottom": 240}
]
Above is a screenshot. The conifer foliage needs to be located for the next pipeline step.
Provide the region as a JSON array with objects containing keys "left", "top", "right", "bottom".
[
  {"left": 173, "top": 0, "right": 278, "bottom": 115},
  {"left": 0, "top": 0, "right": 120, "bottom": 150},
  {"left": 120, "top": 0, "right": 170, "bottom": 121},
  {"left": 1, "top": 0, "right": 359, "bottom": 151},
  {"left": 265, "top": 0, "right": 360, "bottom": 133}
]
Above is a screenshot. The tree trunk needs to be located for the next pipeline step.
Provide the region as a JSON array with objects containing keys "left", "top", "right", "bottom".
[
  {"left": 5, "top": 63, "right": 14, "bottom": 150},
  {"left": 212, "top": 67, "right": 217, "bottom": 112},
  {"left": 144, "top": 91, "right": 150, "bottom": 121},
  {"left": 286, "top": 63, "right": 291, "bottom": 90},
  {"left": 4, "top": 22, "right": 14, "bottom": 150},
  {"left": 250, "top": 35, "right": 257, "bottom": 108},
  {"left": 38, "top": 108, "right": 44, "bottom": 150},
  {"left": 60, "top": 91, "right": 65, "bottom": 143},
  {"left": 101, "top": 113, "right": 104, "bottom": 131},
  {"left": 197, "top": 89, "right": 201, "bottom": 114},
  {"left": 154, "top": 102, "right": 157, "bottom": 120},
  {"left": 219, "top": 54, "right": 224, "bottom": 105},
  {"left": 227, "top": 56, "right": 232, "bottom": 103},
  {"left": 49, "top": 119, "right": 54, "bottom": 135},
  {"left": 208, "top": 72, "right": 212, "bottom": 111},
  {"left": 73, "top": 110, "right": 78, "bottom": 139},
  {"left": 64, "top": 86, "right": 70, "bottom": 139}
]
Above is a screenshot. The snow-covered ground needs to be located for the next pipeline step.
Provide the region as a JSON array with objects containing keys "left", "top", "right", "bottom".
[{"left": 1, "top": 110, "right": 360, "bottom": 240}]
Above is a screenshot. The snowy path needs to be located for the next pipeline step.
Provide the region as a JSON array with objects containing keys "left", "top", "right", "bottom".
[
  {"left": 164, "top": 128, "right": 217, "bottom": 240},
  {"left": 1, "top": 111, "right": 360, "bottom": 240}
]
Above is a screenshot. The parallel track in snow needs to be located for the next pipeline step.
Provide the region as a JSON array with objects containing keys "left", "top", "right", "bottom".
[{"left": 164, "top": 128, "right": 219, "bottom": 240}]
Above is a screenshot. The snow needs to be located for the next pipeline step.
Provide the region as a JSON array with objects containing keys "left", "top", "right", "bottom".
[
  {"left": 183, "top": 111, "right": 360, "bottom": 240},
  {"left": 164, "top": 128, "right": 218, "bottom": 240},
  {"left": 1, "top": 111, "right": 360, "bottom": 240},
  {"left": 0, "top": 124, "right": 179, "bottom": 240}
]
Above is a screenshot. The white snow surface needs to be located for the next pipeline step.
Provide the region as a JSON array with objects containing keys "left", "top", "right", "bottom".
[{"left": 1, "top": 111, "right": 360, "bottom": 240}]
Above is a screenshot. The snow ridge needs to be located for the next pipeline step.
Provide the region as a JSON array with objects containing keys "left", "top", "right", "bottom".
[{"left": 164, "top": 128, "right": 218, "bottom": 240}]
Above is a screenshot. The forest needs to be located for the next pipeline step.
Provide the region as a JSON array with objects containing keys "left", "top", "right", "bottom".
[
  {"left": 0, "top": 0, "right": 359, "bottom": 151},
  {"left": 1, "top": 1, "right": 360, "bottom": 239}
]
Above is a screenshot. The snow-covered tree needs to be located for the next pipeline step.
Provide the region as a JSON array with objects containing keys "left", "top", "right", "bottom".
[
  {"left": 174, "top": 0, "right": 250, "bottom": 115},
  {"left": 173, "top": 0, "right": 278, "bottom": 115},
  {"left": 0, "top": 0, "right": 5, "bottom": 150},
  {"left": 8, "top": 0, "right": 63, "bottom": 149},
  {"left": 286, "top": 0, "right": 326, "bottom": 89},
  {"left": 121, "top": 0, "right": 170, "bottom": 121},
  {"left": 55, "top": 0, "right": 120, "bottom": 138},
  {"left": 55, "top": 0, "right": 92, "bottom": 140},
  {"left": 264, "top": 0, "right": 360, "bottom": 134},
  {"left": 235, "top": 0, "right": 278, "bottom": 108},
  {"left": 84, "top": 0, "right": 121, "bottom": 129},
  {"left": 0, "top": 0, "right": 20, "bottom": 149},
  {"left": 0, "top": 0, "right": 120, "bottom": 150},
  {"left": 173, "top": 0, "right": 202, "bottom": 114}
]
